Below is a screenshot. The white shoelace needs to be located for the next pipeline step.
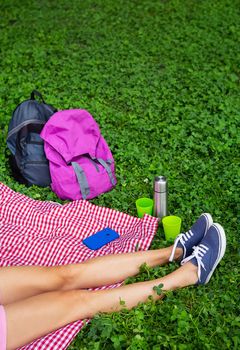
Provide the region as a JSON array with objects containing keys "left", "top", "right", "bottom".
[
  {"left": 181, "top": 244, "right": 209, "bottom": 282},
  {"left": 169, "top": 230, "right": 194, "bottom": 262}
]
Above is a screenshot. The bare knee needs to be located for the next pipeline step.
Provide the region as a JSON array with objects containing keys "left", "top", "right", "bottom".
[
  {"left": 6, "top": 290, "right": 92, "bottom": 350},
  {"left": 60, "top": 289, "right": 95, "bottom": 321},
  {"left": 57, "top": 264, "right": 84, "bottom": 291}
]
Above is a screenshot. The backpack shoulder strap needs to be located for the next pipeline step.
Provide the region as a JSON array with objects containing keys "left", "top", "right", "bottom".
[
  {"left": 93, "top": 157, "right": 116, "bottom": 186},
  {"left": 71, "top": 162, "right": 90, "bottom": 200}
]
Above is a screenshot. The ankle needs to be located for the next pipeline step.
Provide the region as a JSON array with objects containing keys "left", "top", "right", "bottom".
[
  {"left": 169, "top": 246, "right": 183, "bottom": 261},
  {"left": 182, "top": 262, "right": 198, "bottom": 284}
]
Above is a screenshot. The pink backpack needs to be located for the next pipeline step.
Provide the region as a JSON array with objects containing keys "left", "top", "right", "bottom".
[{"left": 40, "top": 109, "right": 117, "bottom": 200}]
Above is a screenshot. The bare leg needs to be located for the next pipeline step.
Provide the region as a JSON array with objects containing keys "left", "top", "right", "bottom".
[
  {"left": 67, "top": 246, "right": 182, "bottom": 289},
  {"left": 5, "top": 262, "right": 197, "bottom": 350},
  {"left": 0, "top": 246, "right": 182, "bottom": 304}
]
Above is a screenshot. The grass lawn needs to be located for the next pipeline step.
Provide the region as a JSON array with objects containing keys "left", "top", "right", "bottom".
[{"left": 0, "top": 0, "right": 239, "bottom": 349}]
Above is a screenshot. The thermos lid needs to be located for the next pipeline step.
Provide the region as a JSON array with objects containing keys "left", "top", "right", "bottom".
[{"left": 154, "top": 176, "right": 167, "bottom": 193}]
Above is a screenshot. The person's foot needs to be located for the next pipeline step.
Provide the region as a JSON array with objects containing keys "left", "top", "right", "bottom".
[
  {"left": 169, "top": 213, "right": 213, "bottom": 262},
  {"left": 181, "top": 223, "right": 226, "bottom": 284}
]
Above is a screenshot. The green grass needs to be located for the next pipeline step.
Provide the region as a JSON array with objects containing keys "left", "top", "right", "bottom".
[{"left": 0, "top": 0, "right": 239, "bottom": 349}]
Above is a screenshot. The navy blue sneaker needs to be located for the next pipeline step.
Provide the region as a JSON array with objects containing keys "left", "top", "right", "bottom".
[
  {"left": 181, "top": 223, "right": 226, "bottom": 284},
  {"left": 169, "top": 213, "right": 213, "bottom": 262}
]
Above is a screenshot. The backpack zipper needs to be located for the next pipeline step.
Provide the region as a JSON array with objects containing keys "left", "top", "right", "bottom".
[
  {"left": 24, "top": 160, "right": 48, "bottom": 165},
  {"left": 7, "top": 120, "right": 45, "bottom": 139},
  {"left": 27, "top": 140, "right": 44, "bottom": 145}
]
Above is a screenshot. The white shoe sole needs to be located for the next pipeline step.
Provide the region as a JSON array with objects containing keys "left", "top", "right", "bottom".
[
  {"left": 205, "top": 223, "right": 226, "bottom": 284},
  {"left": 203, "top": 213, "right": 213, "bottom": 236}
]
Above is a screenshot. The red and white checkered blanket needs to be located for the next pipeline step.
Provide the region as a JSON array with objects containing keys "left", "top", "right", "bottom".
[{"left": 0, "top": 182, "right": 158, "bottom": 350}]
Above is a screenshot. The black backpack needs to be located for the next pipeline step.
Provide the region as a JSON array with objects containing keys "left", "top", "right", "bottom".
[{"left": 6, "top": 90, "right": 57, "bottom": 187}]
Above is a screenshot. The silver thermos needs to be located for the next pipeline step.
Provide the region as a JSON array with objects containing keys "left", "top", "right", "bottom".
[{"left": 153, "top": 176, "right": 168, "bottom": 219}]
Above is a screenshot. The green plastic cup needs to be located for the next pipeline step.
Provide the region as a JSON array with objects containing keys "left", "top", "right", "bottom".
[
  {"left": 162, "top": 215, "right": 182, "bottom": 240},
  {"left": 136, "top": 198, "right": 153, "bottom": 218}
]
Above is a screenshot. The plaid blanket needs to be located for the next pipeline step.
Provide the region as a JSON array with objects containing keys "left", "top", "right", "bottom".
[{"left": 0, "top": 182, "right": 158, "bottom": 350}]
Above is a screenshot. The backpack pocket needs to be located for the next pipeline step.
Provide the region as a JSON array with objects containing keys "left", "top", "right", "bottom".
[
  {"left": 21, "top": 132, "right": 51, "bottom": 186},
  {"left": 23, "top": 132, "right": 46, "bottom": 161},
  {"left": 22, "top": 161, "right": 51, "bottom": 187},
  {"left": 70, "top": 156, "right": 116, "bottom": 200}
]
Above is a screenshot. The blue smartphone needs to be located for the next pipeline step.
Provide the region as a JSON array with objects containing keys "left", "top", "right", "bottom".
[{"left": 82, "top": 227, "right": 120, "bottom": 250}]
